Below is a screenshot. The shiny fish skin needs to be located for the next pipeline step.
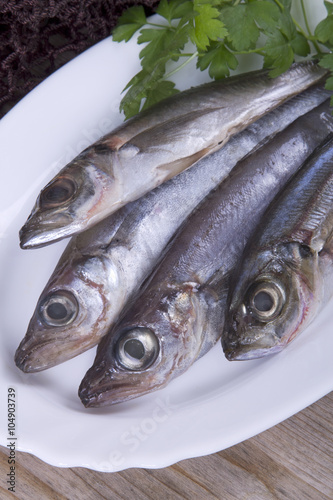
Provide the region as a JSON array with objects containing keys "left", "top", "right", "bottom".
[
  {"left": 14, "top": 88, "right": 332, "bottom": 373},
  {"left": 223, "top": 135, "right": 333, "bottom": 361},
  {"left": 78, "top": 99, "right": 333, "bottom": 407},
  {"left": 19, "top": 62, "right": 327, "bottom": 249}
]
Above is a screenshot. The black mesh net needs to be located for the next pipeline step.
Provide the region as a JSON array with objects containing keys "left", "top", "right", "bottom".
[{"left": 0, "top": 0, "right": 159, "bottom": 118}]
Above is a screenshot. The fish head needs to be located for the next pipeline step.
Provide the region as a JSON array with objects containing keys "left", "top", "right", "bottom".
[
  {"left": 19, "top": 146, "right": 119, "bottom": 249},
  {"left": 79, "top": 283, "right": 209, "bottom": 406},
  {"left": 15, "top": 252, "right": 118, "bottom": 372},
  {"left": 223, "top": 242, "right": 318, "bottom": 360}
]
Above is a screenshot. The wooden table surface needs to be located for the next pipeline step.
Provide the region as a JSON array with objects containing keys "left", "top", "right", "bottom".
[{"left": 0, "top": 391, "right": 332, "bottom": 500}]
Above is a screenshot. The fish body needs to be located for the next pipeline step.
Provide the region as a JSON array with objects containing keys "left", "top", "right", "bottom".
[
  {"left": 78, "top": 99, "right": 333, "bottom": 407},
  {"left": 223, "top": 135, "right": 333, "bottom": 360},
  {"left": 19, "top": 62, "right": 328, "bottom": 249},
  {"left": 14, "top": 87, "right": 332, "bottom": 373}
]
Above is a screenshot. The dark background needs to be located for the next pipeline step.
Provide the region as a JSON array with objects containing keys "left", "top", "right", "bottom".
[{"left": 0, "top": 0, "right": 159, "bottom": 119}]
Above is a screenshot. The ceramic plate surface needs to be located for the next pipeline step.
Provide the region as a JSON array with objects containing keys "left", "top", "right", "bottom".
[{"left": 0, "top": 1, "right": 331, "bottom": 472}]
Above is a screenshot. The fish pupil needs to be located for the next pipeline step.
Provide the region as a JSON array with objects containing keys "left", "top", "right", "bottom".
[
  {"left": 117, "top": 328, "right": 159, "bottom": 370},
  {"left": 39, "top": 291, "right": 78, "bottom": 327},
  {"left": 46, "top": 302, "right": 68, "bottom": 320},
  {"left": 45, "top": 185, "right": 70, "bottom": 202},
  {"left": 253, "top": 291, "right": 274, "bottom": 312},
  {"left": 299, "top": 244, "right": 312, "bottom": 258},
  {"left": 124, "top": 339, "right": 145, "bottom": 360},
  {"left": 41, "top": 177, "right": 76, "bottom": 207}
]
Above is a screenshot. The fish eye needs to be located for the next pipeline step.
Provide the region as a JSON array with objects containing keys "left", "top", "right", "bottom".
[
  {"left": 299, "top": 243, "right": 313, "bottom": 258},
  {"left": 40, "top": 176, "right": 76, "bottom": 208},
  {"left": 39, "top": 291, "right": 78, "bottom": 327},
  {"left": 116, "top": 328, "right": 160, "bottom": 371},
  {"left": 247, "top": 280, "right": 285, "bottom": 322}
]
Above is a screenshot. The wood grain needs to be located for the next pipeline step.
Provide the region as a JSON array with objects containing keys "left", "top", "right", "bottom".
[{"left": 1, "top": 391, "right": 332, "bottom": 500}]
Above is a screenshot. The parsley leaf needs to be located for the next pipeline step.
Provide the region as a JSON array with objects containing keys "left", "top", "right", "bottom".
[
  {"left": 117, "top": 12, "right": 190, "bottom": 118},
  {"left": 315, "top": 1, "right": 333, "bottom": 45},
  {"left": 197, "top": 42, "right": 238, "bottom": 79},
  {"left": 189, "top": 1, "right": 227, "bottom": 51},
  {"left": 112, "top": 6, "right": 147, "bottom": 42},
  {"left": 262, "top": 11, "right": 310, "bottom": 77},
  {"left": 156, "top": 0, "right": 193, "bottom": 23},
  {"left": 263, "top": 29, "right": 295, "bottom": 77},
  {"left": 319, "top": 53, "right": 333, "bottom": 107},
  {"left": 319, "top": 52, "right": 333, "bottom": 71},
  {"left": 325, "top": 76, "right": 333, "bottom": 90},
  {"left": 276, "top": 0, "right": 292, "bottom": 11},
  {"left": 142, "top": 80, "right": 180, "bottom": 110},
  {"left": 138, "top": 27, "right": 188, "bottom": 70},
  {"left": 119, "top": 67, "right": 165, "bottom": 118},
  {"left": 221, "top": 1, "right": 280, "bottom": 52}
]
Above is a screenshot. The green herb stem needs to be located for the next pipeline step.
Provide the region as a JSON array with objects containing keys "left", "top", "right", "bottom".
[
  {"left": 164, "top": 51, "right": 199, "bottom": 79},
  {"left": 169, "top": 52, "right": 198, "bottom": 58},
  {"left": 232, "top": 48, "right": 264, "bottom": 56},
  {"left": 300, "top": 0, "right": 312, "bottom": 37},
  {"left": 146, "top": 22, "right": 173, "bottom": 30},
  {"left": 299, "top": 0, "right": 322, "bottom": 54},
  {"left": 272, "top": 0, "right": 284, "bottom": 11}
]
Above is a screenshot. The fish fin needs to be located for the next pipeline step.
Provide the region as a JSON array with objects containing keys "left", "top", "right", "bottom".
[
  {"left": 320, "top": 111, "right": 333, "bottom": 133},
  {"left": 102, "top": 135, "right": 127, "bottom": 150},
  {"left": 157, "top": 146, "right": 214, "bottom": 181},
  {"left": 118, "top": 143, "right": 141, "bottom": 159},
  {"left": 319, "top": 226, "right": 333, "bottom": 256}
]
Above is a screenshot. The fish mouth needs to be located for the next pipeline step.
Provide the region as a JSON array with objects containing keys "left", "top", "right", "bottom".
[
  {"left": 14, "top": 335, "right": 84, "bottom": 372},
  {"left": 15, "top": 339, "right": 55, "bottom": 372},
  {"left": 222, "top": 318, "right": 284, "bottom": 361},
  {"left": 78, "top": 368, "right": 145, "bottom": 407},
  {"left": 79, "top": 386, "right": 114, "bottom": 408},
  {"left": 223, "top": 331, "right": 283, "bottom": 361},
  {"left": 224, "top": 343, "right": 282, "bottom": 360},
  {"left": 79, "top": 381, "right": 141, "bottom": 408},
  {"left": 19, "top": 213, "right": 74, "bottom": 249}
]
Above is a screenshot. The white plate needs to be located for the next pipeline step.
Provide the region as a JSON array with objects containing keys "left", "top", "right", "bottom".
[{"left": 0, "top": 1, "right": 331, "bottom": 472}]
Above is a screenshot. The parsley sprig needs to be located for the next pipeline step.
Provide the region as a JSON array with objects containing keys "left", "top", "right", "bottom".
[{"left": 112, "top": 0, "right": 333, "bottom": 119}]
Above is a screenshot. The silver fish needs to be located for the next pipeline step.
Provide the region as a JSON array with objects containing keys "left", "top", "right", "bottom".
[
  {"left": 14, "top": 87, "right": 332, "bottom": 373},
  {"left": 223, "top": 134, "right": 333, "bottom": 360},
  {"left": 78, "top": 99, "right": 333, "bottom": 407},
  {"left": 19, "top": 62, "right": 327, "bottom": 249}
]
